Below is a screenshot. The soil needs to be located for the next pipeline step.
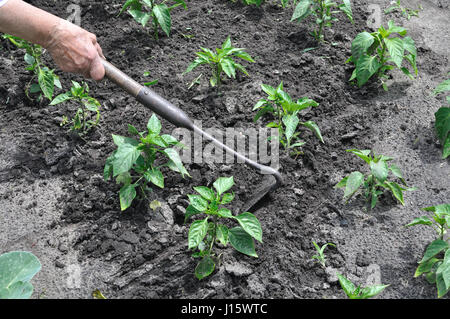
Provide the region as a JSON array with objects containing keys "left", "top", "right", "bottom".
[{"left": 0, "top": 0, "right": 449, "bottom": 299}]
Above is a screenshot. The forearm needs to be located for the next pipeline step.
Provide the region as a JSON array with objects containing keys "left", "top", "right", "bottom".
[{"left": 0, "top": 0, "right": 62, "bottom": 48}]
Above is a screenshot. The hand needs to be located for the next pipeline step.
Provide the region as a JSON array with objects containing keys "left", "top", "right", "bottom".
[{"left": 45, "top": 19, "right": 105, "bottom": 81}]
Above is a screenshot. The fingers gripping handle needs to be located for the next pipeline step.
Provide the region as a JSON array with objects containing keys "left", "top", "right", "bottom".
[{"left": 101, "top": 59, "right": 194, "bottom": 129}]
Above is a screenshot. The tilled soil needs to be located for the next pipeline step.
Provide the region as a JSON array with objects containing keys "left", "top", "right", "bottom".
[{"left": 0, "top": 0, "right": 449, "bottom": 299}]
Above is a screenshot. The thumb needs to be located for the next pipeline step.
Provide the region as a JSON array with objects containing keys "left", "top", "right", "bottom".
[{"left": 90, "top": 55, "right": 105, "bottom": 81}]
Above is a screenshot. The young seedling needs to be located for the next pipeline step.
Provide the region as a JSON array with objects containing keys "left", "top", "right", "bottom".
[
  {"left": 0, "top": 251, "right": 41, "bottom": 299},
  {"left": 433, "top": 76, "right": 450, "bottom": 159},
  {"left": 335, "top": 149, "right": 415, "bottom": 209},
  {"left": 346, "top": 20, "right": 418, "bottom": 90},
  {"left": 50, "top": 81, "right": 101, "bottom": 134},
  {"left": 185, "top": 176, "right": 263, "bottom": 280},
  {"left": 337, "top": 272, "right": 389, "bottom": 299},
  {"left": 253, "top": 81, "right": 323, "bottom": 154},
  {"left": 385, "top": 0, "right": 422, "bottom": 20},
  {"left": 405, "top": 204, "right": 450, "bottom": 298},
  {"left": 2, "top": 35, "right": 61, "bottom": 102},
  {"left": 119, "top": 0, "right": 187, "bottom": 39},
  {"left": 104, "top": 114, "right": 189, "bottom": 211},
  {"left": 183, "top": 36, "right": 255, "bottom": 89},
  {"left": 290, "top": 0, "right": 353, "bottom": 43},
  {"left": 311, "top": 241, "right": 335, "bottom": 268}
]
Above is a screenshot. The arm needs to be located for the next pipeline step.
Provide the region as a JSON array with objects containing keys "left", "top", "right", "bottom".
[{"left": 0, "top": 0, "right": 105, "bottom": 80}]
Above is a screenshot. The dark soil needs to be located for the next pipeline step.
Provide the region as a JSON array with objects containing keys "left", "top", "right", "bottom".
[{"left": 1, "top": 0, "right": 449, "bottom": 299}]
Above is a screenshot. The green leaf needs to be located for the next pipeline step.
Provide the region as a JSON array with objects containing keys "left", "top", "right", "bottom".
[
  {"left": 384, "top": 181, "right": 405, "bottom": 205},
  {"left": 370, "top": 159, "right": 389, "bottom": 183},
  {"left": 216, "top": 224, "right": 229, "bottom": 246},
  {"left": 434, "top": 79, "right": 450, "bottom": 96},
  {"left": 234, "top": 212, "right": 262, "bottom": 243},
  {"left": 220, "top": 58, "right": 236, "bottom": 78},
  {"left": 359, "top": 284, "right": 389, "bottom": 299},
  {"left": 128, "top": 10, "right": 151, "bottom": 27},
  {"left": 119, "top": 184, "right": 136, "bottom": 211},
  {"left": 111, "top": 134, "right": 139, "bottom": 147},
  {"left": 153, "top": 4, "right": 171, "bottom": 36},
  {"left": 213, "top": 176, "right": 234, "bottom": 196},
  {"left": 261, "top": 84, "right": 276, "bottom": 97},
  {"left": 222, "top": 36, "right": 232, "bottom": 50},
  {"left": 0, "top": 251, "right": 41, "bottom": 299},
  {"left": 119, "top": 0, "right": 140, "bottom": 16},
  {"left": 337, "top": 273, "right": 356, "bottom": 298},
  {"left": 301, "top": 120, "right": 324, "bottom": 143},
  {"left": 193, "top": 186, "right": 215, "bottom": 201},
  {"left": 343, "top": 171, "right": 364, "bottom": 200},
  {"left": 217, "top": 208, "right": 233, "bottom": 218},
  {"left": 229, "top": 226, "right": 258, "bottom": 257},
  {"left": 291, "top": 0, "right": 312, "bottom": 22},
  {"left": 188, "top": 218, "right": 209, "bottom": 250},
  {"left": 184, "top": 205, "right": 201, "bottom": 223},
  {"left": 389, "top": 164, "right": 406, "bottom": 184},
  {"left": 383, "top": 37, "right": 404, "bottom": 68},
  {"left": 147, "top": 114, "right": 162, "bottom": 135},
  {"left": 387, "top": 20, "right": 407, "bottom": 36},
  {"left": 234, "top": 51, "right": 255, "bottom": 63},
  {"left": 335, "top": 176, "right": 348, "bottom": 189},
  {"left": 221, "top": 192, "right": 235, "bottom": 205},
  {"left": 405, "top": 216, "right": 433, "bottom": 228},
  {"left": 195, "top": 255, "right": 215, "bottom": 280},
  {"left": 339, "top": 0, "right": 353, "bottom": 23},
  {"left": 188, "top": 194, "right": 208, "bottom": 212},
  {"left": 420, "top": 239, "right": 449, "bottom": 263},
  {"left": 282, "top": 114, "right": 299, "bottom": 145},
  {"left": 50, "top": 92, "right": 72, "bottom": 105},
  {"left": 436, "top": 259, "right": 450, "bottom": 298},
  {"left": 164, "top": 148, "right": 189, "bottom": 177},
  {"left": 184, "top": 57, "right": 207, "bottom": 74},
  {"left": 355, "top": 54, "right": 382, "bottom": 87},
  {"left": 347, "top": 149, "right": 372, "bottom": 164},
  {"left": 351, "top": 32, "right": 375, "bottom": 62},
  {"left": 435, "top": 107, "right": 450, "bottom": 159},
  {"left": 415, "top": 257, "right": 440, "bottom": 277},
  {"left": 38, "top": 69, "right": 55, "bottom": 100},
  {"left": 112, "top": 143, "right": 141, "bottom": 177},
  {"left": 144, "top": 168, "right": 164, "bottom": 188}
]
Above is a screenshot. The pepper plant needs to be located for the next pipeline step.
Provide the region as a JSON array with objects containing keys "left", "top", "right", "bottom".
[
  {"left": 290, "top": 0, "right": 353, "bottom": 42},
  {"left": 183, "top": 36, "right": 255, "bottom": 88},
  {"left": 385, "top": 0, "right": 421, "bottom": 20},
  {"left": 311, "top": 241, "right": 335, "bottom": 268},
  {"left": 50, "top": 81, "right": 101, "bottom": 134},
  {"left": 405, "top": 204, "right": 450, "bottom": 298},
  {"left": 433, "top": 76, "right": 450, "bottom": 159},
  {"left": 346, "top": 20, "right": 417, "bottom": 90},
  {"left": 337, "top": 272, "right": 389, "bottom": 299},
  {"left": 185, "top": 176, "right": 262, "bottom": 280},
  {"left": 104, "top": 114, "right": 189, "bottom": 211},
  {"left": 119, "top": 0, "right": 187, "bottom": 39},
  {"left": 2, "top": 35, "right": 61, "bottom": 101},
  {"left": 253, "top": 81, "right": 323, "bottom": 153},
  {"left": 335, "top": 149, "right": 415, "bottom": 209}
]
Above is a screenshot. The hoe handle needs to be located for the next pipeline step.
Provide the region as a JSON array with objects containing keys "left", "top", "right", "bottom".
[
  {"left": 101, "top": 59, "right": 195, "bottom": 130},
  {"left": 101, "top": 59, "right": 283, "bottom": 189}
]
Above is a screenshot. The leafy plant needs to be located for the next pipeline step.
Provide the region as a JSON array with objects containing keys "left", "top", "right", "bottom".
[
  {"left": 50, "top": 81, "right": 101, "bottom": 134},
  {"left": 183, "top": 36, "right": 255, "bottom": 88},
  {"left": 433, "top": 76, "right": 450, "bottom": 159},
  {"left": 335, "top": 149, "right": 415, "bottom": 209},
  {"left": 185, "top": 176, "right": 262, "bottom": 280},
  {"left": 253, "top": 81, "right": 323, "bottom": 153},
  {"left": 337, "top": 272, "right": 389, "bottom": 299},
  {"left": 311, "top": 241, "right": 335, "bottom": 268},
  {"left": 2, "top": 35, "right": 61, "bottom": 101},
  {"left": 405, "top": 204, "right": 450, "bottom": 298},
  {"left": 104, "top": 114, "right": 189, "bottom": 211},
  {"left": 385, "top": 0, "right": 421, "bottom": 20},
  {"left": 290, "top": 0, "right": 353, "bottom": 42},
  {"left": 0, "top": 251, "right": 41, "bottom": 299},
  {"left": 346, "top": 21, "right": 417, "bottom": 90},
  {"left": 119, "top": 0, "right": 187, "bottom": 39}
]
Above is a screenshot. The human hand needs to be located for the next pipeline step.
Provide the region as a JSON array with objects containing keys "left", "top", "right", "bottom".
[{"left": 45, "top": 19, "right": 105, "bottom": 81}]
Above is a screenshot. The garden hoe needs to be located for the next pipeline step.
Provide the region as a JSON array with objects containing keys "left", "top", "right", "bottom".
[{"left": 101, "top": 59, "right": 283, "bottom": 212}]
